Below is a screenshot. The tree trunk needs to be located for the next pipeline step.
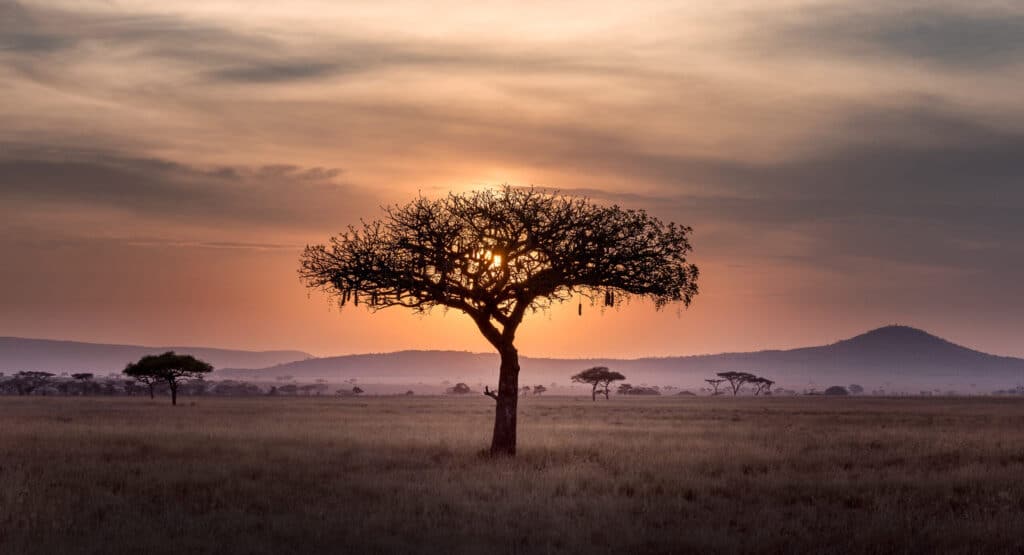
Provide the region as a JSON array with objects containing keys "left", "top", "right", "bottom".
[
  {"left": 170, "top": 383, "right": 178, "bottom": 406},
  {"left": 490, "top": 345, "right": 520, "bottom": 456},
  {"left": 591, "top": 383, "right": 597, "bottom": 402},
  {"left": 148, "top": 384, "right": 155, "bottom": 399}
]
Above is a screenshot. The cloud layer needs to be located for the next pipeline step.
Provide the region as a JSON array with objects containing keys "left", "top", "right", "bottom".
[{"left": 2, "top": 0, "right": 1023, "bottom": 358}]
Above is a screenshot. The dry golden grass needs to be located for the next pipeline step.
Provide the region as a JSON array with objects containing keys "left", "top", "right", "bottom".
[{"left": 2, "top": 395, "right": 1024, "bottom": 554}]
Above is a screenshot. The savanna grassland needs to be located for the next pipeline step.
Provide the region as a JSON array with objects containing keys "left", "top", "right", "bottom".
[{"left": 3, "top": 395, "right": 1024, "bottom": 554}]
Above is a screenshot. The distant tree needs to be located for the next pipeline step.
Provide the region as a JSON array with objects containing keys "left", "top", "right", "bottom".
[
  {"left": 352, "top": 386, "right": 364, "bottom": 395},
  {"left": 300, "top": 187, "right": 699, "bottom": 456},
  {"left": 750, "top": 376, "right": 775, "bottom": 396},
  {"left": 130, "top": 371, "right": 162, "bottom": 399},
  {"left": 848, "top": 384, "right": 864, "bottom": 395},
  {"left": 705, "top": 378, "right": 726, "bottom": 396},
  {"left": 447, "top": 383, "right": 472, "bottom": 395},
  {"left": 532, "top": 385, "right": 547, "bottom": 396},
  {"left": 405, "top": 390, "right": 415, "bottom": 396},
  {"left": 123, "top": 352, "right": 214, "bottom": 406},
  {"left": 618, "top": 384, "right": 660, "bottom": 395},
  {"left": 13, "top": 371, "right": 54, "bottom": 396},
  {"left": 519, "top": 386, "right": 532, "bottom": 396},
  {"left": 71, "top": 373, "right": 94, "bottom": 395},
  {"left": 717, "top": 372, "right": 757, "bottom": 396},
  {"left": 571, "top": 367, "right": 627, "bottom": 401},
  {"left": 824, "top": 386, "right": 849, "bottom": 396}
]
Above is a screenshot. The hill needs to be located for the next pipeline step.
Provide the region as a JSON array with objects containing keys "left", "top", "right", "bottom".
[
  {"left": 221, "top": 326, "right": 1024, "bottom": 391},
  {"left": 0, "top": 337, "right": 311, "bottom": 374}
]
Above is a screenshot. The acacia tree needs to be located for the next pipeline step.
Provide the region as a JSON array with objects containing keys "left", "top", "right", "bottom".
[
  {"left": 132, "top": 372, "right": 161, "bottom": 399},
  {"left": 705, "top": 378, "right": 726, "bottom": 396},
  {"left": 123, "top": 352, "right": 213, "bottom": 406},
  {"left": 750, "top": 376, "right": 775, "bottom": 396},
  {"left": 572, "top": 366, "right": 626, "bottom": 401},
  {"left": 717, "top": 371, "right": 756, "bottom": 396},
  {"left": 300, "top": 187, "right": 699, "bottom": 456}
]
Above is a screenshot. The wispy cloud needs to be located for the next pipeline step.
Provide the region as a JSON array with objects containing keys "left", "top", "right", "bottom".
[
  {"left": 749, "top": 3, "right": 1024, "bottom": 69},
  {"left": 2, "top": 0, "right": 1024, "bottom": 355}
]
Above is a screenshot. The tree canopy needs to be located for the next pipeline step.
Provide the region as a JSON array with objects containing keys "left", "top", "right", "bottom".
[
  {"left": 571, "top": 366, "right": 627, "bottom": 401},
  {"left": 300, "top": 186, "right": 699, "bottom": 456},
  {"left": 717, "top": 371, "right": 757, "bottom": 396},
  {"left": 123, "top": 351, "right": 213, "bottom": 405}
]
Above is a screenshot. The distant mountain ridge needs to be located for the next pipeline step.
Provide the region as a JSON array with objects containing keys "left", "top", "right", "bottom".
[
  {"left": 220, "top": 326, "right": 1024, "bottom": 390},
  {"left": 0, "top": 337, "right": 311, "bottom": 374},
  {"left": 4, "top": 327, "right": 1021, "bottom": 390}
]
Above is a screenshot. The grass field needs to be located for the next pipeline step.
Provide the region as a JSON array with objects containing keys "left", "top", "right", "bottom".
[{"left": 2, "top": 395, "right": 1024, "bottom": 554}]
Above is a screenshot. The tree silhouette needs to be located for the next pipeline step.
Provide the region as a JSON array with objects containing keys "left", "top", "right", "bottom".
[
  {"left": 618, "top": 383, "right": 661, "bottom": 395},
  {"left": 300, "top": 186, "right": 699, "bottom": 456},
  {"left": 532, "top": 384, "right": 547, "bottom": 396},
  {"left": 717, "top": 371, "right": 757, "bottom": 396},
  {"left": 704, "top": 378, "right": 726, "bottom": 396},
  {"left": 750, "top": 376, "right": 775, "bottom": 396},
  {"left": 448, "top": 382, "right": 472, "bottom": 395},
  {"left": 131, "top": 372, "right": 161, "bottom": 399},
  {"left": 571, "top": 366, "right": 626, "bottom": 401},
  {"left": 123, "top": 352, "right": 213, "bottom": 406}
]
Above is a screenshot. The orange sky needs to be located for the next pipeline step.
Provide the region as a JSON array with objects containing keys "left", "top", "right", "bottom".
[{"left": 2, "top": 1, "right": 1024, "bottom": 358}]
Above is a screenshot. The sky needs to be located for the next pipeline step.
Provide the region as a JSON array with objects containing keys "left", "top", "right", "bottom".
[{"left": 2, "top": 0, "right": 1023, "bottom": 359}]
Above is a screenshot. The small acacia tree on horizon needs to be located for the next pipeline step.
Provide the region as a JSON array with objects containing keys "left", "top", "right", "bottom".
[
  {"left": 300, "top": 186, "right": 699, "bottom": 456},
  {"left": 123, "top": 352, "right": 213, "bottom": 406},
  {"left": 572, "top": 366, "right": 626, "bottom": 401},
  {"left": 705, "top": 378, "right": 726, "bottom": 396},
  {"left": 717, "top": 371, "right": 757, "bottom": 396}
]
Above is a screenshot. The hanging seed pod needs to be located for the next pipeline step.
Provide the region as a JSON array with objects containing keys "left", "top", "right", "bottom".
[
  {"left": 610, "top": 291, "right": 615, "bottom": 306},
  {"left": 354, "top": 291, "right": 359, "bottom": 306},
  {"left": 578, "top": 302, "right": 582, "bottom": 316}
]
